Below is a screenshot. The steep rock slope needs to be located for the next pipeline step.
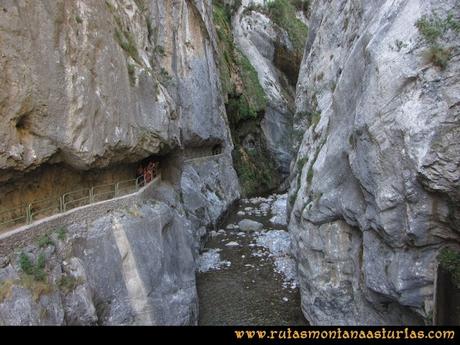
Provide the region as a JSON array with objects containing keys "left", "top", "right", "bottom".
[
  {"left": 0, "top": 0, "right": 240, "bottom": 325},
  {"left": 0, "top": 196, "right": 197, "bottom": 325},
  {"left": 214, "top": 0, "right": 307, "bottom": 195},
  {"left": 232, "top": 0, "right": 302, "bottom": 176},
  {"left": 289, "top": 0, "right": 460, "bottom": 325}
]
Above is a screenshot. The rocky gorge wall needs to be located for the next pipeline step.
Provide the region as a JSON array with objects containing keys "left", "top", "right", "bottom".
[
  {"left": 213, "top": 0, "right": 306, "bottom": 195},
  {"left": 0, "top": 0, "right": 234, "bottom": 181},
  {"left": 2, "top": 0, "right": 458, "bottom": 327},
  {"left": 289, "top": 0, "right": 460, "bottom": 325},
  {"left": 0, "top": 0, "right": 240, "bottom": 325}
]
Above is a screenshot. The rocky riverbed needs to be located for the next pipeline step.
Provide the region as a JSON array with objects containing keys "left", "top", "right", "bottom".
[{"left": 197, "top": 194, "right": 307, "bottom": 325}]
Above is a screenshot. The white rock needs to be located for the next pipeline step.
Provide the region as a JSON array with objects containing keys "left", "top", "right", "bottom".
[
  {"left": 269, "top": 194, "right": 288, "bottom": 226},
  {"left": 256, "top": 230, "right": 291, "bottom": 256},
  {"left": 197, "top": 249, "right": 230, "bottom": 273},
  {"left": 238, "top": 219, "right": 264, "bottom": 232},
  {"left": 259, "top": 202, "right": 271, "bottom": 213}
]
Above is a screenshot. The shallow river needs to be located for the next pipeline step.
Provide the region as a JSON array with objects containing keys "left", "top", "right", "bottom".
[{"left": 197, "top": 194, "right": 308, "bottom": 325}]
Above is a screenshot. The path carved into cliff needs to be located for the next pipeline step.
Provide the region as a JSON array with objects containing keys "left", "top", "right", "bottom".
[{"left": 197, "top": 194, "right": 307, "bottom": 325}]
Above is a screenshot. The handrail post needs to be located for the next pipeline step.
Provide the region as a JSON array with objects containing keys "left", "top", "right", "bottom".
[
  {"left": 59, "top": 196, "right": 64, "bottom": 213},
  {"left": 26, "top": 204, "right": 32, "bottom": 224},
  {"left": 89, "top": 187, "right": 94, "bottom": 204},
  {"left": 114, "top": 183, "right": 119, "bottom": 197}
]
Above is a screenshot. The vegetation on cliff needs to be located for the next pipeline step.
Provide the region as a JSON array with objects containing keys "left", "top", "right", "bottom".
[
  {"left": 213, "top": 0, "right": 280, "bottom": 196},
  {"left": 415, "top": 11, "right": 460, "bottom": 69}
]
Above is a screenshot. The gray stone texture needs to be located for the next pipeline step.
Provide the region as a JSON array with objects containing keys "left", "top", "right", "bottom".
[
  {"left": 232, "top": 0, "right": 297, "bottom": 177},
  {"left": 289, "top": 0, "right": 460, "bottom": 325},
  {"left": 0, "top": 0, "right": 241, "bottom": 325}
]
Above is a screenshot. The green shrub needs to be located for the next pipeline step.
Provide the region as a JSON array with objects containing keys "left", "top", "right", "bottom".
[
  {"left": 127, "top": 63, "right": 136, "bottom": 86},
  {"left": 213, "top": 2, "right": 234, "bottom": 96},
  {"left": 57, "top": 227, "right": 67, "bottom": 241},
  {"left": 37, "top": 234, "right": 54, "bottom": 248},
  {"left": 213, "top": 1, "right": 267, "bottom": 123},
  {"left": 19, "top": 252, "right": 47, "bottom": 282},
  {"left": 309, "top": 111, "right": 321, "bottom": 128},
  {"left": 233, "top": 146, "right": 277, "bottom": 196},
  {"left": 19, "top": 252, "right": 34, "bottom": 276},
  {"left": 237, "top": 51, "right": 267, "bottom": 114},
  {"left": 439, "top": 248, "right": 460, "bottom": 289},
  {"left": 296, "top": 157, "right": 307, "bottom": 170},
  {"left": 266, "top": 0, "right": 309, "bottom": 54},
  {"left": 307, "top": 165, "right": 314, "bottom": 185},
  {"left": 415, "top": 12, "right": 460, "bottom": 69},
  {"left": 291, "top": 0, "right": 310, "bottom": 13},
  {"left": 115, "top": 28, "right": 141, "bottom": 63},
  {"left": 415, "top": 13, "right": 459, "bottom": 44},
  {"left": 415, "top": 16, "right": 444, "bottom": 44},
  {"left": 306, "top": 143, "right": 323, "bottom": 186}
]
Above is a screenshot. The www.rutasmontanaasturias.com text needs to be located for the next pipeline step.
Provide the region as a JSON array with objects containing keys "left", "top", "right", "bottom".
[{"left": 234, "top": 328, "right": 456, "bottom": 340}]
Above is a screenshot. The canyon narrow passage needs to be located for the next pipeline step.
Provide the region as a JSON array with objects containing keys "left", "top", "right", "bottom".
[{"left": 197, "top": 194, "right": 307, "bottom": 325}]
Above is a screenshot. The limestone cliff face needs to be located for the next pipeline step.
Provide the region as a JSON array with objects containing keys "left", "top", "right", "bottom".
[
  {"left": 0, "top": 0, "right": 230, "bottom": 180},
  {"left": 0, "top": 0, "right": 240, "bottom": 325},
  {"left": 0, "top": 196, "right": 198, "bottom": 325},
  {"left": 289, "top": 0, "right": 460, "bottom": 325}
]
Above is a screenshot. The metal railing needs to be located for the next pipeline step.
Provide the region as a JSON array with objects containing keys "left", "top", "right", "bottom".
[
  {"left": 0, "top": 174, "right": 152, "bottom": 231},
  {"left": 183, "top": 152, "right": 225, "bottom": 164}
]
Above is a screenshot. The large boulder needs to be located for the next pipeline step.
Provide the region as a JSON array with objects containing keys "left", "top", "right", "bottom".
[{"left": 238, "top": 219, "right": 264, "bottom": 232}]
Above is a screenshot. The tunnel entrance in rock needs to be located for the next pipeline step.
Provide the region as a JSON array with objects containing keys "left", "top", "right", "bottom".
[
  {"left": 212, "top": 143, "right": 223, "bottom": 155},
  {"left": 136, "top": 155, "right": 162, "bottom": 185},
  {"left": 0, "top": 140, "right": 231, "bottom": 232}
]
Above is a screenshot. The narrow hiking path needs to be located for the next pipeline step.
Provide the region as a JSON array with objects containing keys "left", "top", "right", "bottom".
[{"left": 197, "top": 194, "right": 308, "bottom": 325}]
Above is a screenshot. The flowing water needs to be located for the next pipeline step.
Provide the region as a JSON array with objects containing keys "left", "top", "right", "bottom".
[{"left": 197, "top": 194, "right": 308, "bottom": 325}]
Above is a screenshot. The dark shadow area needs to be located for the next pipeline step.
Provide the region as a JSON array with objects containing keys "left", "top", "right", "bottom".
[{"left": 434, "top": 266, "right": 460, "bottom": 325}]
